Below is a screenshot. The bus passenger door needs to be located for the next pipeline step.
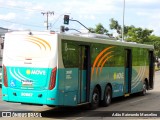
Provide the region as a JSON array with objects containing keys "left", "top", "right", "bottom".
[
  {"left": 124, "top": 49, "right": 132, "bottom": 95},
  {"left": 78, "top": 45, "right": 91, "bottom": 104},
  {"left": 149, "top": 51, "right": 154, "bottom": 89}
]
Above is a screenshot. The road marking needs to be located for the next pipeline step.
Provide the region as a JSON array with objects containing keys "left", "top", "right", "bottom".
[{"left": 129, "top": 98, "right": 147, "bottom": 104}]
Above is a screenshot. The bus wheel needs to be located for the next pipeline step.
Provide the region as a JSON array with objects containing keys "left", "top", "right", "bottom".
[
  {"left": 89, "top": 87, "right": 100, "bottom": 109},
  {"left": 141, "top": 81, "right": 147, "bottom": 96},
  {"left": 101, "top": 85, "right": 112, "bottom": 107}
]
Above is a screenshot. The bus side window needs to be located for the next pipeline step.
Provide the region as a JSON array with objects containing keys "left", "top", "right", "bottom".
[{"left": 62, "top": 41, "right": 79, "bottom": 68}]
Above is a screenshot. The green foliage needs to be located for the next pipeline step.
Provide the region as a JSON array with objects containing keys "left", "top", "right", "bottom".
[
  {"left": 126, "top": 26, "right": 153, "bottom": 43},
  {"left": 109, "top": 18, "right": 153, "bottom": 43},
  {"left": 89, "top": 23, "right": 108, "bottom": 35},
  {"left": 95, "top": 23, "right": 108, "bottom": 34},
  {"left": 109, "top": 18, "right": 121, "bottom": 34},
  {"left": 149, "top": 35, "right": 160, "bottom": 57}
]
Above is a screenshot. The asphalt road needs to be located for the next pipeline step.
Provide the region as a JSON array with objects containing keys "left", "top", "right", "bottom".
[{"left": 0, "top": 71, "right": 160, "bottom": 120}]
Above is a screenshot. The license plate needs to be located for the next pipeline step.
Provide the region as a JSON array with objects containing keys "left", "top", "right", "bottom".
[{"left": 22, "top": 80, "right": 33, "bottom": 86}]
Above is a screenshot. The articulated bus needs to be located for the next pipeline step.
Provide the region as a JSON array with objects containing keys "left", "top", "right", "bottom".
[{"left": 2, "top": 31, "right": 154, "bottom": 109}]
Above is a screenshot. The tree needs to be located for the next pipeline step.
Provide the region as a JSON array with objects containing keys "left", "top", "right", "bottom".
[
  {"left": 126, "top": 27, "right": 153, "bottom": 43},
  {"left": 89, "top": 23, "right": 109, "bottom": 35},
  {"left": 109, "top": 18, "right": 121, "bottom": 34},
  {"left": 149, "top": 35, "right": 160, "bottom": 57},
  {"left": 109, "top": 18, "right": 153, "bottom": 43},
  {"left": 95, "top": 23, "right": 108, "bottom": 34}
]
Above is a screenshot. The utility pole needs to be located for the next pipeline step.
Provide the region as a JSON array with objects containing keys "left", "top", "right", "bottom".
[{"left": 41, "top": 11, "right": 54, "bottom": 30}]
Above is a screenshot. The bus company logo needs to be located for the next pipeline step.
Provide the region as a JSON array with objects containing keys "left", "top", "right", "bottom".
[
  {"left": 113, "top": 72, "right": 124, "bottom": 80},
  {"left": 26, "top": 69, "right": 31, "bottom": 75},
  {"left": 26, "top": 69, "right": 46, "bottom": 75}
]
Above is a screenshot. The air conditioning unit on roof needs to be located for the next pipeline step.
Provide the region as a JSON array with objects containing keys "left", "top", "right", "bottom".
[{"left": 75, "top": 33, "right": 116, "bottom": 40}]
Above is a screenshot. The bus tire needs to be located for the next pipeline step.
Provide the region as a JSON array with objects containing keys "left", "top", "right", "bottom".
[
  {"left": 101, "top": 85, "right": 112, "bottom": 107},
  {"left": 140, "top": 81, "right": 147, "bottom": 96},
  {"left": 89, "top": 87, "right": 100, "bottom": 109}
]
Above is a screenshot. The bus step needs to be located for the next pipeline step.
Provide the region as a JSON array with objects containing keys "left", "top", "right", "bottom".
[{"left": 124, "top": 93, "right": 130, "bottom": 97}]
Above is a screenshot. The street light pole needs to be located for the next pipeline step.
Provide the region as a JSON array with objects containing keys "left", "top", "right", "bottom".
[{"left": 122, "top": 0, "right": 125, "bottom": 41}]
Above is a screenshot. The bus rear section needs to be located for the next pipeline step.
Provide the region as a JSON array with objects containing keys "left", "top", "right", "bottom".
[{"left": 2, "top": 31, "right": 60, "bottom": 105}]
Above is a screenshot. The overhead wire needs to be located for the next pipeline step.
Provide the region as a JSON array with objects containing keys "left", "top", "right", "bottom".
[
  {"left": 0, "top": 19, "right": 43, "bottom": 28},
  {"left": 0, "top": 4, "right": 45, "bottom": 28},
  {"left": 0, "top": 4, "right": 64, "bottom": 30}
]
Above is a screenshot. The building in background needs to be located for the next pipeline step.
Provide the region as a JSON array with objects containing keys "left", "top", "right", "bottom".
[
  {"left": 0, "top": 27, "right": 9, "bottom": 84},
  {"left": 0, "top": 27, "right": 9, "bottom": 66}
]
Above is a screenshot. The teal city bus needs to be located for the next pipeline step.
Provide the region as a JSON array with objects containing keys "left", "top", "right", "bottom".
[{"left": 2, "top": 31, "right": 154, "bottom": 109}]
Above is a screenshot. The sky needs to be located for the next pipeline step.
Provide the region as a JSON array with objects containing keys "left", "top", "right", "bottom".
[{"left": 0, "top": 0, "right": 160, "bottom": 36}]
